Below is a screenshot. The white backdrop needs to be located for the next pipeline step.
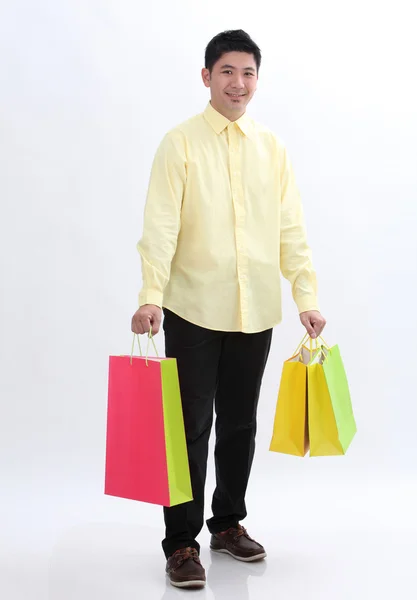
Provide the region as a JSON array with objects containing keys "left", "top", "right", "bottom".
[{"left": 1, "top": 1, "right": 417, "bottom": 599}]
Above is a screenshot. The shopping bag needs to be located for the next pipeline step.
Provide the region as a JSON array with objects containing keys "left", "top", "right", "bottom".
[
  {"left": 269, "top": 339, "right": 318, "bottom": 457},
  {"left": 104, "top": 332, "right": 193, "bottom": 506},
  {"left": 308, "top": 339, "right": 357, "bottom": 457}
]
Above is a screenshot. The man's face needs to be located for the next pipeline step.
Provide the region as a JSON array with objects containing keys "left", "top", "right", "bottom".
[{"left": 202, "top": 51, "right": 258, "bottom": 119}]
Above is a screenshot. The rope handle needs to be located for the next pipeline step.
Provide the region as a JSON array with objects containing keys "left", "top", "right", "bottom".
[
  {"left": 130, "top": 327, "right": 159, "bottom": 367},
  {"left": 292, "top": 332, "right": 330, "bottom": 362}
]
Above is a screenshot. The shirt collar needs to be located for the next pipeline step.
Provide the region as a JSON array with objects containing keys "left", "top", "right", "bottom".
[{"left": 203, "top": 102, "right": 253, "bottom": 139}]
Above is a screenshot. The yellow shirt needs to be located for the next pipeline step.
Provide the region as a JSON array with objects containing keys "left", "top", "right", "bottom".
[{"left": 137, "top": 102, "right": 318, "bottom": 334}]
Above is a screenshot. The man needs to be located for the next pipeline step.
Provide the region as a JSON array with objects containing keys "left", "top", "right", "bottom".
[{"left": 131, "top": 29, "right": 326, "bottom": 589}]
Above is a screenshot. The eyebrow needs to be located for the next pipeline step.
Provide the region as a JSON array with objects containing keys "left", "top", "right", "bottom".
[{"left": 220, "top": 64, "right": 256, "bottom": 71}]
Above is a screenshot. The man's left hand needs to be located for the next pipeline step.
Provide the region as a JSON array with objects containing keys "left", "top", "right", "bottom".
[{"left": 300, "top": 310, "right": 326, "bottom": 339}]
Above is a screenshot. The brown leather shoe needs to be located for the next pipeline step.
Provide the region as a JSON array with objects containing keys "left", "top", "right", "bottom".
[
  {"left": 165, "top": 547, "right": 206, "bottom": 588},
  {"left": 210, "top": 524, "right": 267, "bottom": 562}
]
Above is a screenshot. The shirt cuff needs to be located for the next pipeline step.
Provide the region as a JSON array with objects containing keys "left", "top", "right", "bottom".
[
  {"left": 296, "top": 297, "right": 320, "bottom": 314},
  {"left": 138, "top": 289, "right": 163, "bottom": 308}
]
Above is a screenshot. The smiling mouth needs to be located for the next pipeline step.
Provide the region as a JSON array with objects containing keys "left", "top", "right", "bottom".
[{"left": 226, "top": 93, "right": 246, "bottom": 97}]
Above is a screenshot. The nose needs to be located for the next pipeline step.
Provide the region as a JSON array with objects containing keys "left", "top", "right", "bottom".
[{"left": 231, "top": 74, "right": 245, "bottom": 89}]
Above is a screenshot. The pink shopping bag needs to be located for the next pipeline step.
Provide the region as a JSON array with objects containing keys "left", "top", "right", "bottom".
[{"left": 104, "top": 333, "right": 192, "bottom": 506}]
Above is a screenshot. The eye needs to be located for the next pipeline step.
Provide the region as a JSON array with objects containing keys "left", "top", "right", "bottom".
[
  {"left": 245, "top": 72, "right": 254, "bottom": 76},
  {"left": 222, "top": 70, "right": 233, "bottom": 74}
]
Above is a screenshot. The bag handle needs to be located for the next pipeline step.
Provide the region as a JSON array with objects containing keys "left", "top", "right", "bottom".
[
  {"left": 292, "top": 332, "right": 330, "bottom": 359},
  {"left": 130, "top": 327, "right": 159, "bottom": 367}
]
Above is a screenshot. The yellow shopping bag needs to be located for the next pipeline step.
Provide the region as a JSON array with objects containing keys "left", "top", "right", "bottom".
[
  {"left": 270, "top": 334, "right": 356, "bottom": 458},
  {"left": 269, "top": 337, "right": 319, "bottom": 457}
]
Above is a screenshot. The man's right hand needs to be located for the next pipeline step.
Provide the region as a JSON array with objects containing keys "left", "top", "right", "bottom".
[{"left": 131, "top": 304, "right": 162, "bottom": 335}]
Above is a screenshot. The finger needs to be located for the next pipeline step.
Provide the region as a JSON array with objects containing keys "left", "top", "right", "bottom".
[
  {"left": 132, "top": 316, "right": 145, "bottom": 335},
  {"left": 301, "top": 316, "right": 316, "bottom": 338},
  {"left": 312, "top": 322, "right": 321, "bottom": 336},
  {"left": 151, "top": 315, "right": 161, "bottom": 335},
  {"left": 131, "top": 320, "right": 141, "bottom": 335},
  {"left": 314, "top": 320, "right": 326, "bottom": 337},
  {"left": 132, "top": 314, "right": 145, "bottom": 334},
  {"left": 305, "top": 325, "right": 316, "bottom": 338},
  {"left": 140, "top": 317, "right": 151, "bottom": 334}
]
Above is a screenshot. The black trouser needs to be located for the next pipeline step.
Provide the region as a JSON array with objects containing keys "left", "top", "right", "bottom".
[{"left": 161, "top": 308, "right": 273, "bottom": 559}]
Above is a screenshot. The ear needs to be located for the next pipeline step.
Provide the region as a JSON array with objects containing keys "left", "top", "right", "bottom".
[{"left": 201, "top": 68, "right": 211, "bottom": 88}]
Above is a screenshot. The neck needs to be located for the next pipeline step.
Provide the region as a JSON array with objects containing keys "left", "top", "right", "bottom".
[{"left": 210, "top": 99, "right": 245, "bottom": 122}]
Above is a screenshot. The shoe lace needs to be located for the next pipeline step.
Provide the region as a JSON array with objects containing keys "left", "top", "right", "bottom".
[
  {"left": 223, "top": 524, "right": 255, "bottom": 542},
  {"left": 173, "top": 547, "right": 200, "bottom": 567}
]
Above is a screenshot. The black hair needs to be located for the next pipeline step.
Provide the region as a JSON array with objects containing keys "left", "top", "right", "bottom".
[{"left": 204, "top": 29, "right": 261, "bottom": 74}]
